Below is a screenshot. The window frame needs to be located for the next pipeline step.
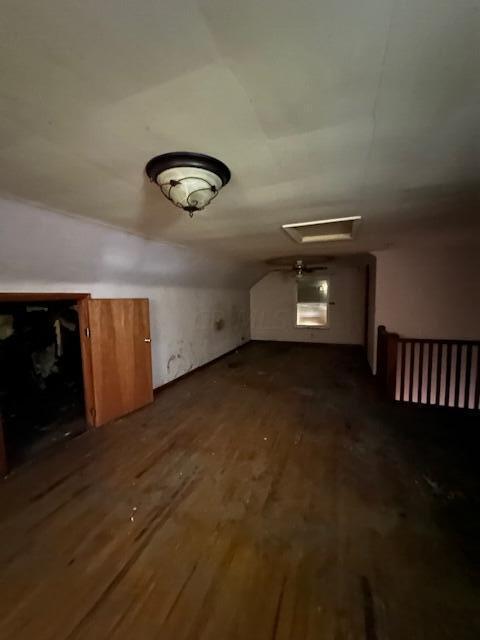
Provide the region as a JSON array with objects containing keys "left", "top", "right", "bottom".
[{"left": 294, "top": 276, "right": 330, "bottom": 329}]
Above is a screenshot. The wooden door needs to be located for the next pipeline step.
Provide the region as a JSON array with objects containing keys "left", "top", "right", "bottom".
[{"left": 86, "top": 299, "right": 153, "bottom": 427}]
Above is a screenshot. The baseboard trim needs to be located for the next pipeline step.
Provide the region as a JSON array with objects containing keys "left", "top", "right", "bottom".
[
  {"left": 154, "top": 340, "right": 251, "bottom": 395},
  {"left": 250, "top": 338, "right": 364, "bottom": 348}
]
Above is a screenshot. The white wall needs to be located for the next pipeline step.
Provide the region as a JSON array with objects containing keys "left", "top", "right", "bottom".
[
  {"left": 371, "top": 245, "right": 480, "bottom": 371},
  {"left": 250, "top": 265, "right": 366, "bottom": 345},
  {"left": 0, "top": 198, "right": 261, "bottom": 388}
]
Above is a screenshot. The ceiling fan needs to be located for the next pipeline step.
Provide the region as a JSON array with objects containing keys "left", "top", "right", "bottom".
[
  {"left": 292, "top": 259, "right": 313, "bottom": 279},
  {"left": 266, "top": 256, "right": 333, "bottom": 280}
]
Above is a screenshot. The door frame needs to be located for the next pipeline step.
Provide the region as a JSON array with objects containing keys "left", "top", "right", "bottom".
[{"left": 0, "top": 292, "right": 94, "bottom": 474}]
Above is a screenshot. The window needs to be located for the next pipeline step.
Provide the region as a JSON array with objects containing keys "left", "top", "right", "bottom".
[{"left": 296, "top": 278, "right": 329, "bottom": 327}]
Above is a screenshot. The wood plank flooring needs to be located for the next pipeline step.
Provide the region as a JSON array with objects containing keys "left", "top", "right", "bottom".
[{"left": 0, "top": 341, "right": 479, "bottom": 639}]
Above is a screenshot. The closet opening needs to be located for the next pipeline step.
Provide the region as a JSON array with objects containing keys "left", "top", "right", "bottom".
[{"left": 0, "top": 294, "right": 90, "bottom": 470}]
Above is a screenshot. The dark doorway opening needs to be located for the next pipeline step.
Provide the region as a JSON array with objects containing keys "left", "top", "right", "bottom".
[{"left": 0, "top": 299, "right": 86, "bottom": 467}]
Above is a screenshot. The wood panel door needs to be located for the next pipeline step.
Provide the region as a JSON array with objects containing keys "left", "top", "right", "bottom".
[{"left": 87, "top": 299, "right": 153, "bottom": 427}]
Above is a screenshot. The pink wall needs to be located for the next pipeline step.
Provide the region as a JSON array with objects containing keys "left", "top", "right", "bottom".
[{"left": 372, "top": 245, "right": 480, "bottom": 370}]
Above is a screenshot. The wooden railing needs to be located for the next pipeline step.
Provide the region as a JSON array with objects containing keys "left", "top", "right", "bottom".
[{"left": 376, "top": 326, "right": 480, "bottom": 411}]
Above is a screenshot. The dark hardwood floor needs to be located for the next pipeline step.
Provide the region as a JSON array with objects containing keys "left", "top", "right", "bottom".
[{"left": 0, "top": 341, "right": 479, "bottom": 639}]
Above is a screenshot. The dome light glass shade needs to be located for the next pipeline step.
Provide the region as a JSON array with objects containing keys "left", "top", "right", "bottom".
[
  {"left": 157, "top": 167, "right": 222, "bottom": 213},
  {"left": 145, "top": 152, "right": 231, "bottom": 217}
]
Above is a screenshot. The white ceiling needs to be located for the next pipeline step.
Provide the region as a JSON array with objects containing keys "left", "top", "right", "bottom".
[{"left": 0, "top": 0, "right": 478, "bottom": 262}]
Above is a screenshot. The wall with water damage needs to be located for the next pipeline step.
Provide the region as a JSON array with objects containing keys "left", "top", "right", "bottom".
[{"left": 0, "top": 198, "right": 262, "bottom": 388}]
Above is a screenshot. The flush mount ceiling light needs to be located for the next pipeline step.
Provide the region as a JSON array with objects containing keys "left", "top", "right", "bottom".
[
  {"left": 145, "top": 152, "right": 231, "bottom": 217},
  {"left": 282, "top": 216, "right": 362, "bottom": 243}
]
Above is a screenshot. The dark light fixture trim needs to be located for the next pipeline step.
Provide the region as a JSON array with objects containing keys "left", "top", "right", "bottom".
[{"left": 145, "top": 152, "right": 231, "bottom": 217}]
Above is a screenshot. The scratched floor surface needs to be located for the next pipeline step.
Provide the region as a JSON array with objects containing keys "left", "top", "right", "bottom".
[{"left": 0, "top": 342, "right": 479, "bottom": 639}]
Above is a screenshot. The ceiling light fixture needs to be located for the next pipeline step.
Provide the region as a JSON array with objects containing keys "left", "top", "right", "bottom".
[{"left": 145, "top": 152, "right": 231, "bottom": 217}]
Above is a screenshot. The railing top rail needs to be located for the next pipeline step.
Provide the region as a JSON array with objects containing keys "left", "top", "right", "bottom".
[
  {"left": 378, "top": 327, "right": 479, "bottom": 346},
  {"left": 397, "top": 337, "right": 480, "bottom": 346}
]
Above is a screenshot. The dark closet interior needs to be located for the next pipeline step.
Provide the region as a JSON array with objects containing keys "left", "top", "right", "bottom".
[{"left": 0, "top": 299, "right": 85, "bottom": 467}]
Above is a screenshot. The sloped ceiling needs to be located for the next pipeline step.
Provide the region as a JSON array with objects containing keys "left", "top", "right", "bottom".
[
  {"left": 0, "top": 0, "right": 478, "bottom": 261},
  {"left": 0, "top": 198, "right": 265, "bottom": 289}
]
